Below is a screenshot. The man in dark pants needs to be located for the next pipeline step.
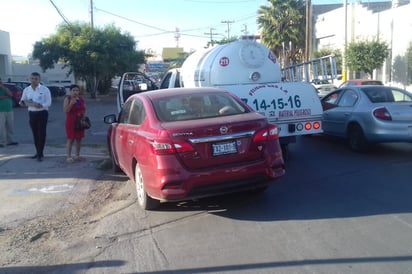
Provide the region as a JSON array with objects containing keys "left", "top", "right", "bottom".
[{"left": 19, "top": 72, "right": 52, "bottom": 161}]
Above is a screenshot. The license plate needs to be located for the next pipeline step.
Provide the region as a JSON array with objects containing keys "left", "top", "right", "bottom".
[{"left": 212, "top": 141, "right": 237, "bottom": 156}]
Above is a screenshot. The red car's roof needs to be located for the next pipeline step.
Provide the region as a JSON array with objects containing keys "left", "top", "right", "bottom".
[{"left": 140, "top": 87, "right": 230, "bottom": 100}]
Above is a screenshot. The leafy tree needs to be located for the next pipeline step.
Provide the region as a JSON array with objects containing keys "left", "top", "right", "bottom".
[
  {"left": 345, "top": 39, "right": 389, "bottom": 78},
  {"left": 206, "top": 36, "right": 238, "bottom": 48},
  {"left": 257, "top": 0, "right": 306, "bottom": 65},
  {"left": 32, "top": 22, "right": 145, "bottom": 97}
]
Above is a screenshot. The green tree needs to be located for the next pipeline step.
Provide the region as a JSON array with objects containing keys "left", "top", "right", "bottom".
[
  {"left": 206, "top": 36, "right": 238, "bottom": 48},
  {"left": 346, "top": 39, "right": 389, "bottom": 77},
  {"left": 32, "top": 22, "right": 145, "bottom": 97},
  {"left": 257, "top": 0, "right": 305, "bottom": 65}
]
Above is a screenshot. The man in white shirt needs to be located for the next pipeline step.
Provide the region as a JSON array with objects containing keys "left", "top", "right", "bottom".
[{"left": 19, "top": 72, "right": 52, "bottom": 161}]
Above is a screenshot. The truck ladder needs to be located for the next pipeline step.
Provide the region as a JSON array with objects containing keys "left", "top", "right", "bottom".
[{"left": 281, "top": 55, "right": 338, "bottom": 83}]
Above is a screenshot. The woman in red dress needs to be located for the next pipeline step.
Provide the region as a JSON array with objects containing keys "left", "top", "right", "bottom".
[{"left": 63, "top": 84, "right": 86, "bottom": 163}]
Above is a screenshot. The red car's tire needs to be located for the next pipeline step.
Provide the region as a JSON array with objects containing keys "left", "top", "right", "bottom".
[{"left": 134, "top": 164, "right": 160, "bottom": 210}]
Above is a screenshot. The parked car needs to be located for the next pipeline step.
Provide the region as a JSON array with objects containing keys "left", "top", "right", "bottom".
[
  {"left": 338, "top": 79, "right": 383, "bottom": 88},
  {"left": 104, "top": 87, "right": 285, "bottom": 209},
  {"left": 311, "top": 79, "right": 337, "bottom": 97},
  {"left": 3, "top": 83, "right": 23, "bottom": 107},
  {"left": 47, "top": 85, "right": 66, "bottom": 97},
  {"left": 8, "top": 81, "right": 31, "bottom": 91},
  {"left": 320, "top": 85, "right": 412, "bottom": 152}
]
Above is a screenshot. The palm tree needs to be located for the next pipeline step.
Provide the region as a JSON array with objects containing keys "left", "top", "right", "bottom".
[{"left": 257, "top": 0, "right": 306, "bottom": 66}]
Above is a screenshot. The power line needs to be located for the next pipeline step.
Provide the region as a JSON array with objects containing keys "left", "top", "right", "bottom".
[
  {"left": 95, "top": 6, "right": 211, "bottom": 39},
  {"left": 95, "top": 7, "right": 172, "bottom": 33},
  {"left": 49, "top": 0, "right": 72, "bottom": 27},
  {"left": 93, "top": 5, "right": 258, "bottom": 42}
]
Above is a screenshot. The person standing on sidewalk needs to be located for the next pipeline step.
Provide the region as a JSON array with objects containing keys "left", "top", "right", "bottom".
[
  {"left": 0, "top": 78, "right": 18, "bottom": 148},
  {"left": 19, "top": 72, "right": 52, "bottom": 161},
  {"left": 63, "top": 84, "right": 86, "bottom": 163}
]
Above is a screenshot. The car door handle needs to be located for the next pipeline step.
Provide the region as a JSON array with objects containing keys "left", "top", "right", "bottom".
[
  {"left": 128, "top": 140, "right": 134, "bottom": 144},
  {"left": 344, "top": 113, "right": 350, "bottom": 116}
]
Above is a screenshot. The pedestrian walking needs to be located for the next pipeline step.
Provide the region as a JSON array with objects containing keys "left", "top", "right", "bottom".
[
  {"left": 63, "top": 84, "right": 86, "bottom": 163},
  {"left": 0, "top": 78, "right": 18, "bottom": 147},
  {"left": 19, "top": 72, "right": 52, "bottom": 161}
]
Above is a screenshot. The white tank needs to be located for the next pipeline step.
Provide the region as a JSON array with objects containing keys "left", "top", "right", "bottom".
[{"left": 180, "top": 39, "right": 281, "bottom": 87}]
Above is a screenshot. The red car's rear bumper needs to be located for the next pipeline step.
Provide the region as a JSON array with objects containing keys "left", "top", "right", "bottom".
[{"left": 144, "top": 158, "right": 285, "bottom": 202}]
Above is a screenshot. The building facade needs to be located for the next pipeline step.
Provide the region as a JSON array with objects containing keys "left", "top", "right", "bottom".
[
  {"left": 0, "top": 30, "right": 12, "bottom": 79},
  {"left": 313, "top": 0, "right": 412, "bottom": 89},
  {"left": 0, "top": 29, "right": 74, "bottom": 86}
]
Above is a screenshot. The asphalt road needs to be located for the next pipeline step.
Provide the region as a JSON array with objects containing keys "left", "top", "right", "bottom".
[
  {"left": 2, "top": 93, "right": 412, "bottom": 273},
  {"left": 81, "top": 136, "right": 412, "bottom": 274}
]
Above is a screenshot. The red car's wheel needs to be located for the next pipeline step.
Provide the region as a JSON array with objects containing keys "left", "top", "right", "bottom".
[{"left": 134, "top": 164, "right": 160, "bottom": 210}]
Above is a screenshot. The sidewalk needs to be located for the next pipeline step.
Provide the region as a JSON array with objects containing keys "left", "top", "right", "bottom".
[{"left": 0, "top": 143, "right": 110, "bottom": 229}]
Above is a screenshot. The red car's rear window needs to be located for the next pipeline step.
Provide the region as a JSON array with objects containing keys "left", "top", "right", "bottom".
[
  {"left": 152, "top": 93, "right": 248, "bottom": 122},
  {"left": 360, "top": 80, "right": 383, "bottom": 85}
]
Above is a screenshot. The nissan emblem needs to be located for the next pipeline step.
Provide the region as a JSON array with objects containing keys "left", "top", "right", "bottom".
[{"left": 220, "top": 126, "right": 228, "bottom": 134}]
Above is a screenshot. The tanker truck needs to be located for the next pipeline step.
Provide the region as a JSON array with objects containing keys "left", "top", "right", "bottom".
[{"left": 158, "top": 38, "right": 323, "bottom": 158}]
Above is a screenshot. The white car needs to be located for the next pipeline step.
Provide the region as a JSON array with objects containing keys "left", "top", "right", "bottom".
[{"left": 311, "top": 79, "right": 337, "bottom": 97}]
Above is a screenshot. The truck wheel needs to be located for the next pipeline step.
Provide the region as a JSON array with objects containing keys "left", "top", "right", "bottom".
[
  {"left": 348, "top": 124, "right": 369, "bottom": 152},
  {"left": 135, "top": 164, "right": 160, "bottom": 210},
  {"left": 281, "top": 144, "right": 289, "bottom": 160}
]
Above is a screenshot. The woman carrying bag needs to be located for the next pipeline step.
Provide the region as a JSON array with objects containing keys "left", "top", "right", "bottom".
[{"left": 63, "top": 84, "right": 87, "bottom": 163}]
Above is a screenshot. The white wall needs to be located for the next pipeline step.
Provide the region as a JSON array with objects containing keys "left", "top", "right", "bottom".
[
  {"left": 313, "top": 1, "right": 412, "bottom": 90},
  {"left": 0, "top": 30, "right": 12, "bottom": 78}
]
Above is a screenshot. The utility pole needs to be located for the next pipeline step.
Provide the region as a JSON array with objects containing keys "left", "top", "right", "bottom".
[
  {"left": 241, "top": 24, "right": 248, "bottom": 36},
  {"left": 342, "top": 0, "right": 347, "bottom": 82},
  {"left": 90, "top": 0, "right": 96, "bottom": 98},
  {"left": 305, "top": 0, "right": 311, "bottom": 61},
  {"left": 204, "top": 28, "right": 219, "bottom": 46},
  {"left": 174, "top": 27, "right": 181, "bottom": 47},
  {"left": 90, "top": 0, "right": 94, "bottom": 29},
  {"left": 221, "top": 20, "right": 234, "bottom": 40}
]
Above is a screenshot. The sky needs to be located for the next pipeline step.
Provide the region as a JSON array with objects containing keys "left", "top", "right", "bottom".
[{"left": 0, "top": 0, "right": 381, "bottom": 57}]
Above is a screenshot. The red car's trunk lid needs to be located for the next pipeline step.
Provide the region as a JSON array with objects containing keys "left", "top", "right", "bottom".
[{"left": 160, "top": 113, "right": 270, "bottom": 169}]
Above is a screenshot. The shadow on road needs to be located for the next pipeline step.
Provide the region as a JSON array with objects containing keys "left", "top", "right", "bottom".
[
  {"left": 152, "top": 135, "right": 412, "bottom": 222},
  {"left": 0, "top": 260, "right": 126, "bottom": 274},
  {"left": 81, "top": 256, "right": 412, "bottom": 274}
]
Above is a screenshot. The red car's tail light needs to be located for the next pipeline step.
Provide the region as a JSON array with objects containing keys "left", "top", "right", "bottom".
[
  {"left": 253, "top": 124, "right": 279, "bottom": 142},
  {"left": 373, "top": 107, "right": 392, "bottom": 121},
  {"left": 151, "top": 140, "right": 195, "bottom": 155}
]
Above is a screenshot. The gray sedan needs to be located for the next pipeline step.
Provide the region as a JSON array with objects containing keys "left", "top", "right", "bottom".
[{"left": 321, "top": 85, "right": 412, "bottom": 151}]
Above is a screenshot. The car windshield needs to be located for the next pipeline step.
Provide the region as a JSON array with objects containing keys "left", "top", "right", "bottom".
[
  {"left": 362, "top": 86, "right": 412, "bottom": 103},
  {"left": 152, "top": 93, "right": 248, "bottom": 122}
]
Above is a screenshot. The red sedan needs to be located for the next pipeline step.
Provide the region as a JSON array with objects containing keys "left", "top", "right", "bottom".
[
  {"left": 104, "top": 87, "right": 285, "bottom": 209},
  {"left": 3, "top": 83, "right": 23, "bottom": 107}
]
